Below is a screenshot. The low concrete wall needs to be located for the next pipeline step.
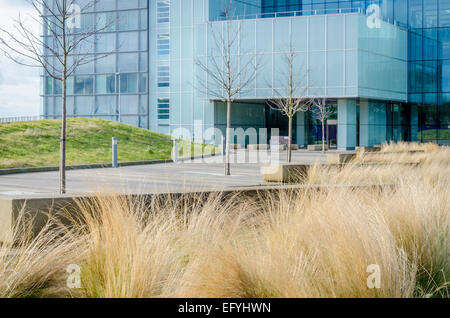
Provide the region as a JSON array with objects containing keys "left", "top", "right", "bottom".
[
  {"left": 0, "top": 160, "right": 173, "bottom": 176},
  {"left": 0, "top": 153, "right": 219, "bottom": 176},
  {"left": 263, "top": 162, "right": 419, "bottom": 183},
  {"left": 0, "top": 183, "right": 391, "bottom": 244}
]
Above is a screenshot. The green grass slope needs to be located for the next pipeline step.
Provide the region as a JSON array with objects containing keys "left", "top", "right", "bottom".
[{"left": 0, "top": 118, "right": 211, "bottom": 169}]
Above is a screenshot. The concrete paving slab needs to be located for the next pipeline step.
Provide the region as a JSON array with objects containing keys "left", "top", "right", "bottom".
[{"left": 0, "top": 150, "right": 352, "bottom": 196}]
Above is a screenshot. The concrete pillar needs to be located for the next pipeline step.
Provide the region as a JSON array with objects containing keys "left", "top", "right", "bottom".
[
  {"left": 296, "top": 111, "right": 307, "bottom": 147},
  {"left": 337, "top": 99, "right": 357, "bottom": 150},
  {"left": 410, "top": 105, "right": 419, "bottom": 142},
  {"left": 360, "top": 99, "right": 387, "bottom": 147}
]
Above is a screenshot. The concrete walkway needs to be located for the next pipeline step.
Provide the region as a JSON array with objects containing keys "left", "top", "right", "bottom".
[{"left": 0, "top": 150, "right": 342, "bottom": 196}]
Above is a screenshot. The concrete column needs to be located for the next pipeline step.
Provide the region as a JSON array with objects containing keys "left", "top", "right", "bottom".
[
  {"left": 296, "top": 111, "right": 307, "bottom": 147},
  {"left": 337, "top": 99, "right": 357, "bottom": 150},
  {"left": 360, "top": 99, "right": 387, "bottom": 147},
  {"left": 410, "top": 105, "right": 419, "bottom": 142}
]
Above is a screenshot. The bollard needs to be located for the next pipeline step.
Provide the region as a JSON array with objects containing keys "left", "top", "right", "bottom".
[
  {"left": 173, "top": 139, "right": 178, "bottom": 163},
  {"left": 221, "top": 135, "right": 226, "bottom": 155},
  {"left": 112, "top": 137, "right": 118, "bottom": 168}
]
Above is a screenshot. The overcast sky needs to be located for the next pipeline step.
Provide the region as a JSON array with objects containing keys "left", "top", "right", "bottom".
[{"left": 0, "top": 0, "right": 40, "bottom": 117}]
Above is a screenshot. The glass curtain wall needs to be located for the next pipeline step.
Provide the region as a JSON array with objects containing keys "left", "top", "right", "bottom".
[
  {"left": 210, "top": 0, "right": 450, "bottom": 145},
  {"left": 41, "top": 0, "right": 149, "bottom": 129}
]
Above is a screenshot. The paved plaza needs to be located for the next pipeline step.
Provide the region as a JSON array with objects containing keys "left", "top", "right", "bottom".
[{"left": 0, "top": 150, "right": 346, "bottom": 196}]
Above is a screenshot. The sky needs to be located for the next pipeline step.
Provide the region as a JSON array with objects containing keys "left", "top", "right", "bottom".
[{"left": 0, "top": 0, "right": 40, "bottom": 117}]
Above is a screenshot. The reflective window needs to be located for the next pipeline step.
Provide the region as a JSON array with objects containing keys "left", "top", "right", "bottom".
[
  {"left": 96, "top": 33, "right": 116, "bottom": 53},
  {"left": 45, "top": 77, "right": 52, "bottom": 95},
  {"left": 119, "top": 53, "right": 139, "bottom": 72},
  {"left": 74, "top": 76, "right": 94, "bottom": 95},
  {"left": 157, "top": 0, "right": 170, "bottom": 23},
  {"left": 139, "top": 74, "right": 148, "bottom": 93},
  {"left": 157, "top": 98, "right": 170, "bottom": 120},
  {"left": 96, "top": 12, "right": 116, "bottom": 32},
  {"left": 157, "top": 65, "right": 170, "bottom": 87},
  {"left": 119, "top": 73, "right": 138, "bottom": 93},
  {"left": 439, "top": 0, "right": 450, "bottom": 27},
  {"left": 96, "top": 54, "right": 116, "bottom": 73},
  {"left": 119, "top": 32, "right": 139, "bottom": 51},
  {"left": 118, "top": 11, "right": 139, "bottom": 31},
  {"left": 96, "top": 75, "right": 115, "bottom": 94},
  {"left": 157, "top": 33, "right": 170, "bottom": 55},
  {"left": 438, "top": 28, "right": 450, "bottom": 59}
]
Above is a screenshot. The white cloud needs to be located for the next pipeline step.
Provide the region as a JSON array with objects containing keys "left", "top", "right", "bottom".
[{"left": 0, "top": 0, "right": 40, "bottom": 117}]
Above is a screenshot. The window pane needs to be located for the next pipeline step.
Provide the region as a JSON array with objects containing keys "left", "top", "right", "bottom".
[{"left": 95, "top": 75, "right": 115, "bottom": 94}]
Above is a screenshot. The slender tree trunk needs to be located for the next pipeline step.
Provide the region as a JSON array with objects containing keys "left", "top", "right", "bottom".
[
  {"left": 60, "top": 17, "right": 67, "bottom": 194},
  {"left": 322, "top": 119, "right": 325, "bottom": 153},
  {"left": 225, "top": 99, "right": 231, "bottom": 176},
  {"left": 60, "top": 75, "right": 67, "bottom": 194},
  {"left": 288, "top": 116, "right": 293, "bottom": 163}
]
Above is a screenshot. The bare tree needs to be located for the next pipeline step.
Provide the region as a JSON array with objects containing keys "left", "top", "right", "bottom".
[
  {"left": 0, "top": 0, "right": 114, "bottom": 194},
  {"left": 267, "top": 46, "right": 312, "bottom": 163},
  {"left": 310, "top": 98, "right": 334, "bottom": 153},
  {"left": 196, "top": 6, "right": 258, "bottom": 176}
]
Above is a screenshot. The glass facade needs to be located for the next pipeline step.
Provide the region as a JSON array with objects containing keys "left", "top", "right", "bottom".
[
  {"left": 207, "top": 0, "right": 450, "bottom": 145},
  {"left": 41, "top": 0, "right": 149, "bottom": 128},
  {"left": 40, "top": 1, "right": 450, "bottom": 145}
]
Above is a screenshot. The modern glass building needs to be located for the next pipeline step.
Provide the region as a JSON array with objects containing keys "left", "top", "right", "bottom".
[{"left": 41, "top": 0, "right": 450, "bottom": 148}]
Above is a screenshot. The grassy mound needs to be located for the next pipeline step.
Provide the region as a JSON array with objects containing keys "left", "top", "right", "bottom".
[{"left": 0, "top": 118, "right": 209, "bottom": 169}]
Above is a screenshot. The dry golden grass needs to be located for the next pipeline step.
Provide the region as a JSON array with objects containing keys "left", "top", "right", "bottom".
[
  {"left": 0, "top": 143, "right": 448, "bottom": 298},
  {"left": 0, "top": 210, "right": 83, "bottom": 298}
]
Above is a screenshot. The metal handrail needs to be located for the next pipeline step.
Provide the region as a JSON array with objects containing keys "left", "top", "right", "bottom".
[
  {"left": 212, "top": 6, "right": 404, "bottom": 28},
  {"left": 213, "top": 7, "right": 363, "bottom": 21}
]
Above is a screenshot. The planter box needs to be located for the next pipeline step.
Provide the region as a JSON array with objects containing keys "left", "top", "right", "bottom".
[
  {"left": 229, "top": 144, "right": 242, "bottom": 150},
  {"left": 263, "top": 164, "right": 309, "bottom": 183}
]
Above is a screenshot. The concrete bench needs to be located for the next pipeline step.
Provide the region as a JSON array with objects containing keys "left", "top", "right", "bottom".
[
  {"left": 327, "top": 153, "right": 356, "bottom": 164},
  {"left": 263, "top": 164, "right": 310, "bottom": 183},
  {"left": 290, "top": 144, "right": 299, "bottom": 151},
  {"left": 307, "top": 144, "right": 328, "bottom": 151}
]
